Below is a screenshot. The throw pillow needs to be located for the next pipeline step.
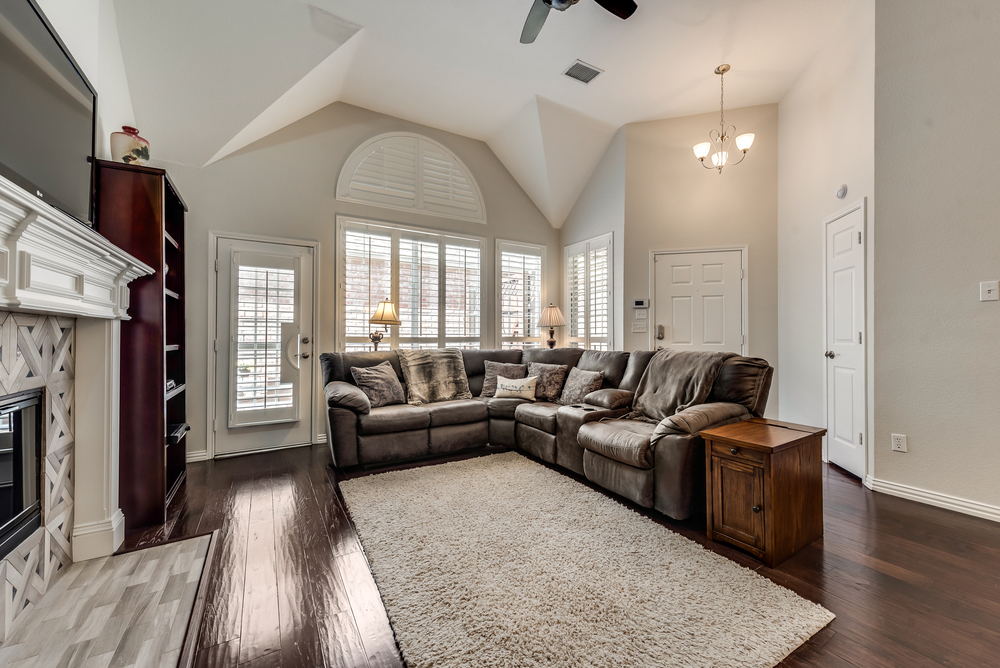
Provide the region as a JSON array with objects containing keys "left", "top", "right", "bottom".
[
  {"left": 558, "top": 367, "right": 605, "bottom": 405},
  {"left": 350, "top": 361, "right": 405, "bottom": 408},
  {"left": 481, "top": 361, "right": 527, "bottom": 397},
  {"left": 495, "top": 376, "right": 537, "bottom": 401},
  {"left": 396, "top": 349, "right": 473, "bottom": 406},
  {"left": 527, "top": 362, "right": 569, "bottom": 402}
]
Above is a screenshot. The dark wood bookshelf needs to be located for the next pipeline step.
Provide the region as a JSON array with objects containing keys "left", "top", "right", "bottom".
[{"left": 94, "top": 159, "right": 188, "bottom": 531}]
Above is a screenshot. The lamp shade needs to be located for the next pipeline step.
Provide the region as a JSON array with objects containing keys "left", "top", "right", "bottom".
[
  {"left": 735, "top": 133, "right": 755, "bottom": 151},
  {"left": 537, "top": 303, "right": 566, "bottom": 328},
  {"left": 369, "top": 298, "right": 401, "bottom": 326},
  {"left": 693, "top": 142, "right": 712, "bottom": 159}
]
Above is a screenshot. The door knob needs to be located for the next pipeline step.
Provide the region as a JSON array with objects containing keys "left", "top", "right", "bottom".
[
  {"left": 301, "top": 337, "right": 310, "bottom": 345},
  {"left": 752, "top": 506, "right": 761, "bottom": 513},
  {"left": 300, "top": 352, "right": 310, "bottom": 359},
  {"left": 824, "top": 350, "right": 835, "bottom": 359}
]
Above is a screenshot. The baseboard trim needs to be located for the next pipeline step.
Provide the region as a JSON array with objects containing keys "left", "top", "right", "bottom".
[
  {"left": 72, "top": 509, "right": 125, "bottom": 560},
  {"left": 869, "top": 477, "right": 1000, "bottom": 523},
  {"left": 186, "top": 450, "right": 210, "bottom": 463}
]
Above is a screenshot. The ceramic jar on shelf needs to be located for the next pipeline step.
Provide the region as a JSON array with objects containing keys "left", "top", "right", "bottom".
[{"left": 110, "top": 126, "right": 150, "bottom": 165}]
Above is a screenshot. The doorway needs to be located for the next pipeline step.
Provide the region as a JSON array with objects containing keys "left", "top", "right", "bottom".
[
  {"left": 824, "top": 202, "right": 867, "bottom": 478},
  {"left": 650, "top": 248, "right": 747, "bottom": 354},
  {"left": 211, "top": 235, "right": 317, "bottom": 458}
]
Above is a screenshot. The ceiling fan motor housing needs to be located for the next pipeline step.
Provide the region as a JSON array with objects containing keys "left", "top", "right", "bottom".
[{"left": 545, "top": 0, "right": 580, "bottom": 10}]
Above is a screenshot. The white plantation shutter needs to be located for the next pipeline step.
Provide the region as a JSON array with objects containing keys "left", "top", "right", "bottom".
[
  {"left": 338, "top": 133, "right": 486, "bottom": 223},
  {"left": 564, "top": 233, "right": 613, "bottom": 350},
  {"left": 234, "top": 264, "right": 296, "bottom": 412},
  {"left": 498, "top": 241, "right": 545, "bottom": 349},
  {"left": 445, "top": 243, "right": 482, "bottom": 348},
  {"left": 339, "top": 218, "right": 484, "bottom": 351}
]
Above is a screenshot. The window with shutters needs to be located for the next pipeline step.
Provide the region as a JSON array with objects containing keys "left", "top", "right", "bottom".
[
  {"left": 497, "top": 241, "right": 545, "bottom": 349},
  {"left": 235, "top": 265, "right": 296, "bottom": 411},
  {"left": 337, "top": 133, "right": 486, "bottom": 224},
  {"left": 565, "top": 233, "right": 613, "bottom": 350},
  {"left": 338, "top": 218, "right": 484, "bottom": 351}
]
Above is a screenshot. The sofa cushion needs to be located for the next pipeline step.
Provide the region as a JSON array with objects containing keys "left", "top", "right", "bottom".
[
  {"left": 321, "top": 351, "right": 402, "bottom": 386},
  {"left": 324, "top": 381, "right": 371, "bottom": 414},
  {"left": 461, "top": 349, "right": 524, "bottom": 397},
  {"left": 358, "top": 404, "right": 430, "bottom": 435},
  {"left": 577, "top": 350, "right": 629, "bottom": 389},
  {"left": 583, "top": 389, "right": 634, "bottom": 410},
  {"left": 619, "top": 350, "right": 656, "bottom": 392},
  {"left": 578, "top": 420, "right": 657, "bottom": 469},
  {"left": 425, "top": 399, "right": 489, "bottom": 427},
  {"left": 527, "top": 362, "right": 568, "bottom": 402},
  {"left": 351, "top": 361, "right": 405, "bottom": 408},
  {"left": 707, "top": 357, "right": 774, "bottom": 417},
  {"left": 559, "top": 367, "right": 605, "bottom": 405},
  {"left": 479, "top": 397, "right": 530, "bottom": 419},
  {"left": 481, "top": 361, "right": 527, "bottom": 398},
  {"left": 514, "top": 402, "right": 560, "bottom": 434},
  {"left": 522, "top": 347, "right": 584, "bottom": 368}
]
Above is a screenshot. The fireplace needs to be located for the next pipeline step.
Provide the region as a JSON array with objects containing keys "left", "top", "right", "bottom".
[{"left": 0, "top": 390, "right": 42, "bottom": 561}]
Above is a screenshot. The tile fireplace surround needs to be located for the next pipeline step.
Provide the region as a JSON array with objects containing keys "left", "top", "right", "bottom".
[{"left": 0, "top": 175, "right": 152, "bottom": 640}]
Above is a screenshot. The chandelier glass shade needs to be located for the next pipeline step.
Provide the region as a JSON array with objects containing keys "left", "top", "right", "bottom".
[{"left": 694, "top": 64, "right": 755, "bottom": 173}]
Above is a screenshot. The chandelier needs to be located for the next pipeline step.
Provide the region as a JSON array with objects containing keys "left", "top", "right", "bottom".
[{"left": 693, "top": 64, "right": 755, "bottom": 173}]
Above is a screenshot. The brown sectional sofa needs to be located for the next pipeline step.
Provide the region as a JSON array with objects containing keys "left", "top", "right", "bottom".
[{"left": 320, "top": 347, "right": 772, "bottom": 520}]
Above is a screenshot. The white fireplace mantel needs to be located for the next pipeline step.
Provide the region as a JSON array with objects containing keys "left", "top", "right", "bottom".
[
  {"left": 0, "top": 175, "right": 152, "bottom": 318},
  {"left": 0, "top": 174, "right": 154, "bottom": 562}
]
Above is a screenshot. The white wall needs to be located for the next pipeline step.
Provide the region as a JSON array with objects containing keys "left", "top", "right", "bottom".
[
  {"left": 164, "top": 102, "right": 558, "bottom": 461},
  {"left": 623, "top": 105, "right": 780, "bottom": 415},
  {"left": 873, "top": 0, "right": 1000, "bottom": 510},
  {"left": 560, "top": 128, "right": 626, "bottom": 349},
  {"left": 35, "top": 0, "right": 134, "bottom": 160},
  {"left": 776, "top": 2, "right": 874, "bottom": 458}
]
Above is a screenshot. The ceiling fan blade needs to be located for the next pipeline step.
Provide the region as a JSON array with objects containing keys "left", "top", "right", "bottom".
[
  {"left": 520, "top": 0, "right": 550, "bottom": 44},
  {"left": 593, "top": 0, "right": 637, "bottom": 20}
]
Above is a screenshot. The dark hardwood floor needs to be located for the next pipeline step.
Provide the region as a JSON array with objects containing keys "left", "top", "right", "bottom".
[{"left": 120, "top": 444, "right": 1000, "bottom": 668}]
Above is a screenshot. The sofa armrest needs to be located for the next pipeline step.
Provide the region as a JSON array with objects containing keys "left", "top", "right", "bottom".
[
  {"left": 324, "top": 381, "right": 371, "bottom": 414},
  {"left": 583, "top": 389, "right": 634, "bottom": 410},
  {"left": 653, "top": 402, "right": 749, "bottom": 440}
]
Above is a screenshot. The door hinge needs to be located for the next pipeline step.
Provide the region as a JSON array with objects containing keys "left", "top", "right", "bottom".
[
  {"left": 213, "top": 340, "right": 218, "bottom": 352},
  {"left": 858, "top": 231, "right": 862, "bottom": 244},
  {"left": 212, "top": 418, "right": 217, "bottom": 432},
  {"left": 858, "top": 332, "right": 863, "bottom": 344},
  {"left": 741, "top": 269, "right": 745, "bottom": 279},
  {"left": 859, "top": 433, "right": 863, "bottom": 445},
  {"left": 215, "top": 259, "right": 219, "bottom": 272}
]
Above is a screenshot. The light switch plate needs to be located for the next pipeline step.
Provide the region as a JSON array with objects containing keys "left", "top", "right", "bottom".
[
  {"left": 631, "top": 322, "right": 647, "bottom": 333},
  {"left": 980, "top": 281, "right": 999, "bottom": 302},
  {"left": 635, "top": 308, "right": 647, "bottom": 320}
]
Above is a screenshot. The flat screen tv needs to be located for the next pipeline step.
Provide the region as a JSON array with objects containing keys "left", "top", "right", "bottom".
[{"left": 0, "top": 0, "right": 96, "bottom": 226}]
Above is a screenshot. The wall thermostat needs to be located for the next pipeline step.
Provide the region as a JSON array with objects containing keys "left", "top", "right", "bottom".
[{"left": 633, "top": 299, "right": 649, "bottom": 308}]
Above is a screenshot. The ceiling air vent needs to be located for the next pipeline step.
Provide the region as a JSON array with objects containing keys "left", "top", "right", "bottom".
[{"left": 563, "top": 60, "right": 603, "bottom": 85}]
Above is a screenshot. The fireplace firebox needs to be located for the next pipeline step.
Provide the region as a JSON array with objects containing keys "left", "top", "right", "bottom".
[{"left": 0, "top": 390, "right": 42, "bottom": 560}]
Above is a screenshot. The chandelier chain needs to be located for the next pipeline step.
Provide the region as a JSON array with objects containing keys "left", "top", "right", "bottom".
[{"left": 720, "top": 71, "right": 725, "bottom": 139}]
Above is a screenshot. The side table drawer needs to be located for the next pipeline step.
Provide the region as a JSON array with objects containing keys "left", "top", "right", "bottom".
[{"left": 711, "top": 441, "right": 765, "bottom": 465}]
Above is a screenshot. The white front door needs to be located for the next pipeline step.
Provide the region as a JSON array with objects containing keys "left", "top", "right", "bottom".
[
  {"left": 825, "top": 205, "right": 866, "bottom": 478},
  {"left": 652, "top": 250, "right": 745, "bottom": 353},
  {"left": 214, "top": 238, "right": 315, "bottom": 457}
]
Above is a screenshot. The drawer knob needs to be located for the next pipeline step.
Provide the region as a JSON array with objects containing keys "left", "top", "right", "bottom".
[
  {"left": 730, "top": 448, "right": 738, "bottom": 455},
  {"left": 752, "top": 506, "right": 761, "bottom": 513}
]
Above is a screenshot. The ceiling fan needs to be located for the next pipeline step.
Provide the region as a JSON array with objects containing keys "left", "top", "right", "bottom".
[{"left": 520, "top": 0, "right": 637, "bottom": 44}]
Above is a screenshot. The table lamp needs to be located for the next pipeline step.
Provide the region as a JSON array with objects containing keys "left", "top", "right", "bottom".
[
  {"left": 369, "top": 298, "right": 401, "bottom": 351},
  {"left": 537, "top": 303, "right": 565, "bottom": 349}
]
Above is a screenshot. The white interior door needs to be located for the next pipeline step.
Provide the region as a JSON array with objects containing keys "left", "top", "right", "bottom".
[
  {"left": 825, "top": 206, "right": 866, "bottom": 478},
  {"left": 652, "top": 250, "right": 744, "bottom": 353},
  {"left": 214, "top": 238, "right": 314, "bottom": 457}
]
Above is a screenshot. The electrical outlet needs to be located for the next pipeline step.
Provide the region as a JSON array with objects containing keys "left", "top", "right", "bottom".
[{"left": 891, "top": 433, "right": 907, "bottom": 452}]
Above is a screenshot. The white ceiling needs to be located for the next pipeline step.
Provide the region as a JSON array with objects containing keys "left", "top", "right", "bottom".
[{"left": 114, "top": 0, "right": 859, "bottom": 227}]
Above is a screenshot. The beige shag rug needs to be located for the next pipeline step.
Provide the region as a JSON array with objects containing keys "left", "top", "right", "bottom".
[{"left": 339, "top": 452, "right": 834, "bottom": 668}]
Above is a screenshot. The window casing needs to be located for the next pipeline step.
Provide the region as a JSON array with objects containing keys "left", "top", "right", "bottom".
[
  {"left": 565, "top": 233, "right": 613, "bottom": 350},
  {"left": 338, "top": 218, "right": 484, "bottom": 351},
  {"left": 496, "top": 240, "right": 545, "bottom": 350}
]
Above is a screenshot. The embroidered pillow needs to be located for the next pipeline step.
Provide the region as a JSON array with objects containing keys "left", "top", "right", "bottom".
[
  {"left": 495, "top": 376, "right": 537, "bottom": 401},
  {"left": 558, "top": 367, "right": 605, "bottom": 405},
  {"left": 481, "top": 361, "right": 528, "bottom": 397},
  {"left": 350, "top": 361, "right": 405, "bottom": 409},
  {"left": 527, "top": 362, "right": 569, "bottom": 402}
]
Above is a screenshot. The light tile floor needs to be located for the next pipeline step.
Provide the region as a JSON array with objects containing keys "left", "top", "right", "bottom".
[{"left": 0, "top": 534, "right": 211, "bottom": 668}]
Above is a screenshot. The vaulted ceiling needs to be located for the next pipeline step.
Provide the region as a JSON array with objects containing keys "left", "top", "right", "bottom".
[{"left": 113, "top": 0, "right": 859, "bottom": 227}]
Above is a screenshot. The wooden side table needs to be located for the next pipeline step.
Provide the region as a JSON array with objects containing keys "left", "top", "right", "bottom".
[{"left": 701, "top": 418, "right": 826, "bottom": 567}]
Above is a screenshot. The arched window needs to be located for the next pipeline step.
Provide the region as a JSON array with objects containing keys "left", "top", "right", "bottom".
[{"left": 337, "top": 133, "right": 486, "bottom": 224}]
